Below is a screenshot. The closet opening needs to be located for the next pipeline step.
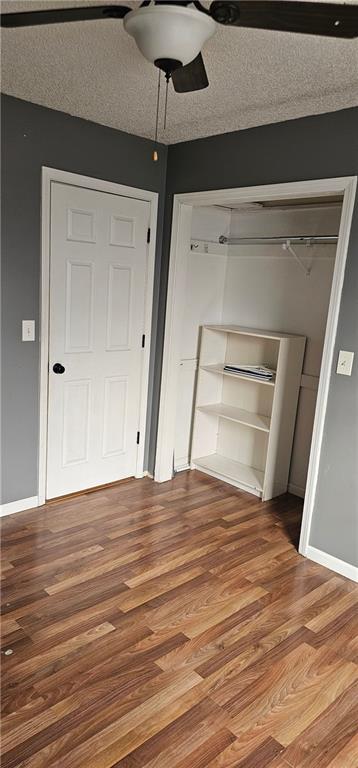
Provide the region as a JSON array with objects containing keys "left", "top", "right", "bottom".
[
  {"left": 174, "top": 195, "right": 342, "bottom": 502},
  {"left": 156, "top": 178, "right": 356, "bottom": 563}
]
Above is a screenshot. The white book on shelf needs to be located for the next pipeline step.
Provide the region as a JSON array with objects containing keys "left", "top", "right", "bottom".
[{"left": 224, "top": 363, "right": 275, "bottom": 379}]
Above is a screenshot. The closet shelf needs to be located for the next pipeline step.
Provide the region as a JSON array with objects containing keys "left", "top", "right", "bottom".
[
  {"left": 201, "top": 363, "right": 276, "bottom": 387},
  {"left": 203, "top": 325, "right": 301, "bottom": 340},
  {"left": 197, "top": 403, "right": 270, "bottom": 432},
  {"left": 193, "top": 454, "right": 264, "bottom": 494}
]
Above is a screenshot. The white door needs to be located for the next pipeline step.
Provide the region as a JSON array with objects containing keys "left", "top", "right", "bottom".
[{"left": 46, "top": 182, "right": 151, "bottom": 499}]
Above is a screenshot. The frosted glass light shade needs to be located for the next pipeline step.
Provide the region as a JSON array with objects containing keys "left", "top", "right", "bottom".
[{"left": 124, "top": 5, "right": 216, "bottom": 67}]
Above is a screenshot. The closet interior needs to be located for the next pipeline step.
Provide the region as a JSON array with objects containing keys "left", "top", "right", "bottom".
[{"left": 174, "top": 194, "right": 343, "bottom": 500}]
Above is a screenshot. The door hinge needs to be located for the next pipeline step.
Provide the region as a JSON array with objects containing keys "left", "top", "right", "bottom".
[
  {"left": 141, "top": 334, "right": 145, "bottom": 349},
  {"left": 147, "top": 227, "right": 151, "bottom": 244},
  {"left": 136, "top": 431, "right": 140, "bottom": 445}
]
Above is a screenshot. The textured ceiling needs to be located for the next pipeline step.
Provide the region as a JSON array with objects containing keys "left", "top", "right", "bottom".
[{"left": 1, "top": 0, "right": 358, "bottom": 144}]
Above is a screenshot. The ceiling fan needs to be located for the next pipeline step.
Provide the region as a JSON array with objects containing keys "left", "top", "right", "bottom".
[{"left": 2, "top": 1, "right": 358, "bottom": 94}]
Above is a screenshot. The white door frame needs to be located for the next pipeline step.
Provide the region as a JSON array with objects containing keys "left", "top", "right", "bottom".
[
  {"left": 155, "top": 176, "right": 357, "bottom": 574},
  {"left": 39, "top": 166, "right": 158, "bottom": 505}
]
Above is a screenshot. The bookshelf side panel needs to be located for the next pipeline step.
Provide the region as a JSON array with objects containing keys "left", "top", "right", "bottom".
[{"left": 263, "top": 336, "right": 306, "bottom": 500}]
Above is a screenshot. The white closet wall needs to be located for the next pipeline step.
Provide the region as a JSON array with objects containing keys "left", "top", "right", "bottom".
[
  {"left": 222, "top": 204, "right": 340, "bottom": 495},
  {"left": 174, "top": 206, "right": 230, "bottom": 470}
]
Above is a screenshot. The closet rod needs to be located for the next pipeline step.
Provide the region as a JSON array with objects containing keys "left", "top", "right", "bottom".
[{"left": 218, "top": 235, "right": 338, "bottom": 246}]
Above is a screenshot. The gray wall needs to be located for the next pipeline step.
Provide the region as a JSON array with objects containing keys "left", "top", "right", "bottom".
[
  {"left": 2, "top": 95, "right": 357, "bottom": 569},
  {"left": 1, "top": 94, "right": 167, "bottom": 504},
  {"left": 151, "top": 107, "right": 357, "bottom": 567}
]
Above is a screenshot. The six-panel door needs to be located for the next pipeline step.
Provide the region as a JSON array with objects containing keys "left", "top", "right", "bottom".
[{"left": 46, "top": 182, "right": 150, "bottom": 499}]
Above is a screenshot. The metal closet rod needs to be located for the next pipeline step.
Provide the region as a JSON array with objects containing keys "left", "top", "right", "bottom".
[{"left": 218, "top": 235, "right": 338, "bottom": 246}]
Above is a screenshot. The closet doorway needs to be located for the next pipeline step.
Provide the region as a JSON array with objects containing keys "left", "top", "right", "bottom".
[{"left": 155, "top": 177, "right": 356, "bottom": 566}]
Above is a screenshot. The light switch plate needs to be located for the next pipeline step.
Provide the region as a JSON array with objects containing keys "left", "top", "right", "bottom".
[
  {"left": 22, "top": 320, "right": 35, "bottom": 341},
  {"left": 336, "top": 350, "right": 354, "bottom": 376}
]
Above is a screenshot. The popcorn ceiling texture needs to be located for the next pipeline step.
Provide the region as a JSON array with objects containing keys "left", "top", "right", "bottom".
[{"left": 1, "top": 0, "right": 358, "bottom": 144}]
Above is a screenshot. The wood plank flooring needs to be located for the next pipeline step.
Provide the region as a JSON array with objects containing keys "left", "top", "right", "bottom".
[{"left": 1, "top": 470, "right": 357, "bottom": 767}]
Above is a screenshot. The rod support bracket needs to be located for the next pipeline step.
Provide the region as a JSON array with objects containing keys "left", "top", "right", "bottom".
[{"left": 282, "top": 239, "right": 311, "bottom": 277}]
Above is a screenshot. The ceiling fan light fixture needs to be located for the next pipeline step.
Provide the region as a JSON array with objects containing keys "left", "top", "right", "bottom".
[{"left": 123, "top": 5, "right": 216, "bottom": 67}]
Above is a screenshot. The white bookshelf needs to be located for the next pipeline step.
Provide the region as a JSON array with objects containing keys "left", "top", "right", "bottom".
[{"left": 191, "top": 325, "right": 306, "bottom": 500}]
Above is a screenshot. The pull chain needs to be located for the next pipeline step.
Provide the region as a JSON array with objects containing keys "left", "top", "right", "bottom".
[
  {"left": 153, "top": 69, "right": 161, "bottom": 162},
  {"left": 164, "top": 74, "right": 169, "bottom": 131}
]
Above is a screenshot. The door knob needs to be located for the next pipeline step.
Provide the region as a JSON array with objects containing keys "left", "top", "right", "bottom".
[{"left": 53, "top": 363, "right": 65, "bottom": 374}]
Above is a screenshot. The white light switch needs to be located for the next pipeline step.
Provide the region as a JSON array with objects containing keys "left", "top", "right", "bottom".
[
  {"left": 22, "top": 320, "right": 35, "bottom": 341},
  {"left": 336, "top": 350, "right": 354, "bottom": 376}
]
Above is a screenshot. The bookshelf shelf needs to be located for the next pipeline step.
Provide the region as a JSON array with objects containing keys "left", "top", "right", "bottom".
[
  {"left": 201, "top": 363, "right": 276, "bottom": 387},
  {"left": 197, "top": 402, "right": 270, "bottom": 432},
  {"left": 194, "top": 454, "right": 264, "bottom": 495}
]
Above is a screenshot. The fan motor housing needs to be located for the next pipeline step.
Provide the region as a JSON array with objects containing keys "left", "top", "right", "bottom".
[
  {"left": 210, "top": 1, "right": 240, "bottom": 25},
  {"left": 154, "top": 58, "right": 182, "bottom": 76}
]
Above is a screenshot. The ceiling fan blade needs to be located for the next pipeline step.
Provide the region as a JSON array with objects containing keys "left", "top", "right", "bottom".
[
  {"left": 209, "top": 1, "right": 358, "bottom": 38},
  {"left": 172, "top": 53, "right": 209, "bottom": 93},
  {"left": 0, "top": 5, "right": 131, "bottom": 28}
]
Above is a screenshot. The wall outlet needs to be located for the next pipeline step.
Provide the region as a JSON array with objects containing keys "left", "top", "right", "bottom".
[
  {"left": 22, "top": 320, "right": 35, "bottom": 341},
  {"left": 336, "top": 350, "right": 354, "bottom": 377}
]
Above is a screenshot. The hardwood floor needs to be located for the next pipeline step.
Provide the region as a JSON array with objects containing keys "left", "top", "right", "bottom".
[{"left": 1, "top": 470, "right": 357, "bottom": 767}]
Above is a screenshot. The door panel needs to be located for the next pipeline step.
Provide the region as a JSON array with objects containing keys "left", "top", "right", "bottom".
[
  {"left": 62, "top": 380, "right": 91, "bottom": 466},
  {"left": 110, "top": 215, "right": 136, "bottom": 247},
  {"left": 102, "top": 376, "right": 128, "bottom": 458},
  {"left": 106, "top": 265, "right": 132, "bottom": 350},
  {"left": 65, "top": 260, "right": 94, "bottom": 352},
  {"left": 46, "top": 182, "right": 150, "bottom": 499}
]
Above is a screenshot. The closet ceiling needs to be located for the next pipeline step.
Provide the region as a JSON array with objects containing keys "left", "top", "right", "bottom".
[
  {"left": 216, "top": 194, "right": 344, "bottom": 209},
  {"left": 251, "top": 195, "right": 344, "bottom": 208},
  {"left": 2, "top": 0, "right": 358, "bottom": 144}
]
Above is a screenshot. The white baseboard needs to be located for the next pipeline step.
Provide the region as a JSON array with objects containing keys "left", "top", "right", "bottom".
[
  {"left": 305, "top": 544, "right": 358, "bottom": 583},
  {"left": 288, "top": 482, "right": 305, "bottom": 499},
  {"left": 0, "top": 496, "right": 39, "bottom": 517}
]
